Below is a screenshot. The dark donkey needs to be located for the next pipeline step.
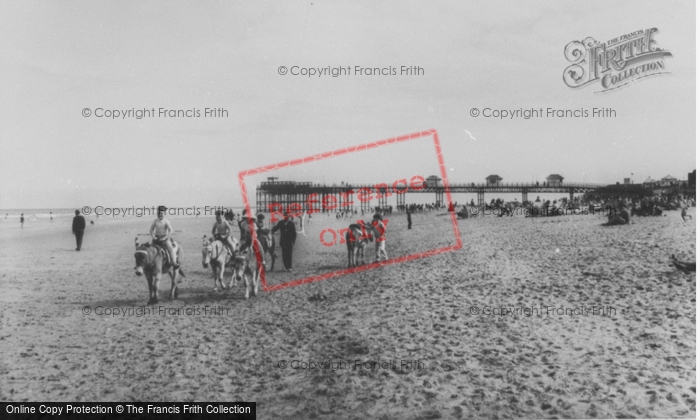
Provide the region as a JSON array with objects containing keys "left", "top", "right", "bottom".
[
  {"left": 345, "top": 222, "right": 374, "bottom": 268},
  {"left": 134, "top": 238, "right": 185, "bottom": 305},
  {"left": 239, "top": 216, "right": 276, "bottom": 271}
]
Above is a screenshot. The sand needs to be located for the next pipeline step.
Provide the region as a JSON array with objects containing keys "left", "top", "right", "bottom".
[{"left": 0, "top": 209, "right": 695, "bottom": 419}]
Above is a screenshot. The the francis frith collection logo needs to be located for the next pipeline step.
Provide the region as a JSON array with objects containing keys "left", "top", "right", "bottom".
[{"left": 563, "top": 28, "right": 672, "bottom": 93}]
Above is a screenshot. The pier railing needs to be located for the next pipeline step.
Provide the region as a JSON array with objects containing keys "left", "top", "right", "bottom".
[{"left": 258, "top": 181, "right": 613, "bottom": 191}]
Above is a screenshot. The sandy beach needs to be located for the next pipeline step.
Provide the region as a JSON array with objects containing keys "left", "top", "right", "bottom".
[{"left": 0, "top": 209, "right": 695, "bottom": 419}]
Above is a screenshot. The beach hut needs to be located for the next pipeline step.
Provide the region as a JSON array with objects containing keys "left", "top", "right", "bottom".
[
  {"left": 545, "top": 174, "right": 564, "bottom": 187},
  {"left": 485, "top": 175, "right": 502, "bottom": 187}
]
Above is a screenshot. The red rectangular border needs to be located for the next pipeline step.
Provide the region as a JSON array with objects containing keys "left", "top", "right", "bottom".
[{"left": 238, "top": 129, "right": 462, "bottom": 292}]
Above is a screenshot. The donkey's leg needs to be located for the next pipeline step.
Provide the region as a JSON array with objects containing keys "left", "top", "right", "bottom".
[
  {"left": 169, "top": 268, "right": 178, "bottom": 300},
  {"left": 212, "top": 266, "right": 220, "bottom": 292},
  {"left": 256, "top": 265, "right": 262, "bottom": 295},
  {"left": 152, "top": 272, "right": 162, "bottom": 304},
  {"left": 252, "top": 266, "right": 260, "bottom": 297},
  {"left": 225, "top": 264, "right": 235, "bottom": 290},
  {"left": 217, "top": 265, "right": 225, "bottom": 291},
  {"left": 146, "top": 274, "right": 156, "bottom": 305},
  {"left": 231, "top": 266, "right": 238, "bottom": 289},
  {"left": 244, "top": 272, "right": 251, "bottom": 300},
  {"left": 269, "top": 243, "right": 276, "bottom": 271}
]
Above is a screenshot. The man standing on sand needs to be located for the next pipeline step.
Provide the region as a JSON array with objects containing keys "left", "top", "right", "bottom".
[
  {"left": 271, "top": 212, "right": 297, "bottom": 272},
  {"left": 150, "top": 206, "right": 179, "bottom": 268},
  {"left": 407, "top": 210, "right": 412, "bottom": 230},
  {"left": 72, "top": 210, "right": 86, "bottom": 251},
  {"left": 372, "top": 214, "right": 388, "bottom": 262},
  {"left": 20, "top": 213, "right": 24, "bottom": 227}
]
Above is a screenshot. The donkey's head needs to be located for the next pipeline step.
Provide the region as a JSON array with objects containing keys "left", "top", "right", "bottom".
[
  {"left": 201, "top": 236, "right": 213, "bottom": 268},
  {"left": 134, "top": 238, "right": 151, "bottom": 276}
]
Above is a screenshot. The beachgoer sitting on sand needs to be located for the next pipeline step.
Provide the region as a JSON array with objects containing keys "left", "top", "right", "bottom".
[
  {"left": 619, "top": 206, "right": 630, "bottom": 224},
  {"left": 603, "top": 201, "right": 630, "bottom": 226}
]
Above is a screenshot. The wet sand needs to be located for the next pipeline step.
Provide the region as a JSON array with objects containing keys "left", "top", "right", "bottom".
[{"left": 0, "top": 209, "right": 695, "bottom": 419}]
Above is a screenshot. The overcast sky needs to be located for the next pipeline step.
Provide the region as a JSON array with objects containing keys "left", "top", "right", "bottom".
[{"left": 0, "top": 0, "right": 695, "bottom": 209}]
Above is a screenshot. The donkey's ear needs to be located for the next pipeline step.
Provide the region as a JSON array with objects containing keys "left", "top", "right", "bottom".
[{"left": 134, "top": 237, "right": 139, "bottom": 249}]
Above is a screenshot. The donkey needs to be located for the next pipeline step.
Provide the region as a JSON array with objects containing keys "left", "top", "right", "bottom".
[
  {"left": 345, "top": 222, "right": 374, "bottom": 268},
  {"left": 134, "top": 238, "right": 185, "bottom": 305},
  {"left": 256, "top": 228, "right": 276, "bottom": 271},
  {"left": 239, "top": 217, "right": 276, "bottom": 271},
  {"left": 201, "top": 235, "right": 237, "bottom": 292},
  {"left": 231, "top": 238, "right": 265, "bottom": 299}
]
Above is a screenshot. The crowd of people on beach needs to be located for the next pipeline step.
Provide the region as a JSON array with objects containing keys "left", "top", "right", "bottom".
[
  {"left": 449, "top": 192, "right": 696, "bottom": 225},
  {"left": 398, "top": 203, "right": 447, "bottom": 213},
  {"left": 582, "top": 193, "right": 694, "bottom": 225}
]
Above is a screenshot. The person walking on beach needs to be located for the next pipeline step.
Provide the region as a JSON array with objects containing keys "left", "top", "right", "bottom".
[
  {"left": 72, "top": 210, "right": 86, "bottom": 251},
  {"left": 50, "top": 211, "right": 53, "bottom": 222},
  {"left": 407, "top": 210, "right": 412, "bottom": 230},
  {"left": 20, "top": 213, "right": 24, "bottom": 228},
  {"left": 271, "top": 212, "right": 297, "bottom": 272},
  {"left": 150, "top": 206, "right": 179, "bottom": 268},
  {"left": 372, "top": 214, "right": 388, "bottom": 262}
]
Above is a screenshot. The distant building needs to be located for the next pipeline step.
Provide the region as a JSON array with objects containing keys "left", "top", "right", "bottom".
[
  {"left": 485, "top": 174, "right": 502, "bottom": 187},
  {"left": 545, "top": 174, "right": 564, "bottom": 186},
  {"left": 425, "top": 175, "right": 442, "bottom": 188},
  {"left": 624, "top": 178, "right": 631, "bottom": 185},
  {"left": 658, "top": 175, "right": 678, "bottom": 187},
  {"left": 689, "top": 170, "right": 696, "bottom": 190},
  {"left": 643, "top": 176, "right": 656, "bottom": 188}
]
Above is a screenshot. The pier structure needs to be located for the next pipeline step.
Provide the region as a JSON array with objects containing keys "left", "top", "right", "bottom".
[{"left": 254, "top": 176, "right": 632, "bottom": 213}]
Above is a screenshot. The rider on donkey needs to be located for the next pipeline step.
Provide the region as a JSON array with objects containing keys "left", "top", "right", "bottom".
[
  {"left": 212, "top": 210, "right": 238, "bottom": 256},
  {"left": 238, "top": 208, "right": 255, "bottom": 251},
  {"left": 150, "top": 205, "right": 179, "bottom": 269}
]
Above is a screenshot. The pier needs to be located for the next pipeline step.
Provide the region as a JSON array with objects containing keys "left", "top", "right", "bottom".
[{"left": 255, "top": 176, "right": 642, "bottom": 212}]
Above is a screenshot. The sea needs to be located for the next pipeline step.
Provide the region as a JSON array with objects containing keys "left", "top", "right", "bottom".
[{"left": 0, "top": 206, "right": 251, "bottom": 223}]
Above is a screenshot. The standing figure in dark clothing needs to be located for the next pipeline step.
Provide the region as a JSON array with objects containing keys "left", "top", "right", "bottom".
[
  {"left": 20, "top": 213, "right": 24, "bottom": 227},
  {"left": 271, "top": 212, "right": 297, "bottom": 272},
  {"left": 72, "top": 210, "right": 86, "bottom": 251},
  {"left": 407, "top": 210, "right": 412, "bottom": 229}
]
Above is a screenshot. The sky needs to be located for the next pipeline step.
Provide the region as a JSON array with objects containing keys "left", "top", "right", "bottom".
[{"left": 0, "top": 0, "right": 695, "bottom": 209}]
